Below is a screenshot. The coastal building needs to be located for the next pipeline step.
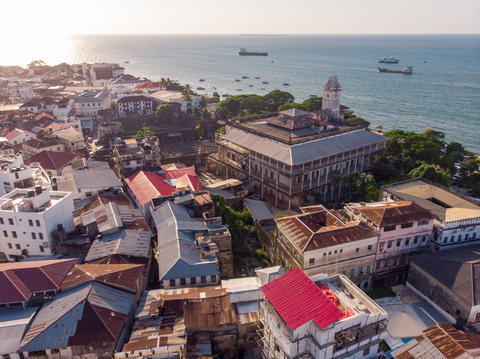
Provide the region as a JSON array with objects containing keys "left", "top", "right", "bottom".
[
  {"left": 407, "top": 244, "right": 480, "bottom": 332},
  {"left": 322, "top": 75, "right": 344, "bottom": 121},
  {"left": 0, "top": 187, "right": 74, "bottom": 260},
  {"left": 260, "top": 268, "right": 388, "bottom": 358},
  {"left": 208, "top": 84, "right": 388, "bottom": 209},
  {"left": 382, "top": 179, "right": 480, "bottom": 251},
  {"left": 5, "top": 128, "right": 36, "bottom": 145},
  {"left": 150, "top": 89, "right": 202, "bottom": 112},
  {"left": 342, "top": 201, "right": 435, "bottom": 287},
  {"left": 116, "top": 94, "right": 154, "bottom": 117},
  {"left": 74, "top": 89, "right": 110, "bottom": 116},
  {"left": 87, "top": 62, "right": 125, "bottom": 86},
  {"left": 108, "top": 74, "right": 149, "bottom": 94},
  {"left": 151, "top": 201, "right": 232, "bottom": 288},
  {"left": 275, "top": 205, "right": 378, "bottom": 290},
  {"left": 391, "top": 324, "right": 480, "bottom": 359},
  {"left": 134, "top": 80, "right": 167, "bottom": 93}
]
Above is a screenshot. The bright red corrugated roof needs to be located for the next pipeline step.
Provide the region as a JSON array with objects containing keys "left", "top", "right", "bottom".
[
  {"left": 125, "top": 170, "right": 175, "bottom": 206},
  {"left": 163, "top": 166, "right": 197, "bottom": 179},
  {"left": 261, "top": 267, "right": 344, "bottom": 330}
]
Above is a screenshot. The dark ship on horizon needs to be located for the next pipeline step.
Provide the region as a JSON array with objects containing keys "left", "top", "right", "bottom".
[{"left": 238, "top": 48, "right": 268, "bottom": 56}]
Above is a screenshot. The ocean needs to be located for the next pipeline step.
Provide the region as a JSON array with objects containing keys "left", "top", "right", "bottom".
[{"left": 3, "top": 34, "right": 480, "bottom": 151}]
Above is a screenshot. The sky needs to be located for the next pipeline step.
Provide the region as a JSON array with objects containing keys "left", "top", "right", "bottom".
[{"left": 1, "top": 0, "right": 479, "bottom": 37}]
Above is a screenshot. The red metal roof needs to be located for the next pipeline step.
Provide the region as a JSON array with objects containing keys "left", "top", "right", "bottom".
[
  {"left": 261, "top": 267, "right": 344, "bottom": 330},
  {"left": 25, "top": 150, "right": 78, "bottom": 170},
  {"left": 125, "top": 168, "right": 202, "bottom": 206},
  {"left": 0, "top": 259, "right": 77, "bottom": 304}
]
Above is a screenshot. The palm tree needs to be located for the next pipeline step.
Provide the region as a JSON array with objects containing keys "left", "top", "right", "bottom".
[{"left": 182, "top": 85, "right": 193, "bottom": 112}]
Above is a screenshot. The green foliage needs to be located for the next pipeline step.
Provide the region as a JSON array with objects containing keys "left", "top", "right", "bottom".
[
  {"left": 255, "top": 249, "right": 270, "bottom": 268},
  {"left": 409, "top": 163, "right": 451, "bottom": 186},
  {"left": 446, "top": 141, "right": 464, "bottom": 154},
  {"left": 240, "top": 95, "right": 265, "bottom": 114},
  {"left": 345, "top": 117, "right": 370, "bottom": 128},
  {"left": 159, "top": 78, "right": 186, "bottom": 92},
  {"left": 301, "top": 96, "right": 323, "bottom": 111},
  {"left": 337, "top": 172, "right": 380, "bottom": 202},
  {"left": 277, "top": 102, "right": 304, "bottom": 111},
  {"left": 216, "top": 126, "right": 226, "bottom": 135},
  {"left": 134, "top": 125, "right": 154, "bottom": 139},
  {"left": 155, "top": 104, "right": 171, "bottom": 122},
  {"left": 457, "top": 159, "right": 480, "bottom": 195},
  {"left": 263, "top": 90, "right": 295, "bottom": 112}
]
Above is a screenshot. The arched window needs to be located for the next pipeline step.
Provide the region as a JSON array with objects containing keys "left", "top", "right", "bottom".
[{"left": 418, "top": 219, "right": 430, "bottom": 226}]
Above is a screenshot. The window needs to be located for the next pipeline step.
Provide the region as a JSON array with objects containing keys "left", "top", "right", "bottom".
[
  {"left": 309, "top": 258, "right": 315, "bottom": 264},
  {"left": 28, "top": 219, "right": 33, "bottom": 227},
  {"left": 201, "top": 276, "right": 206, "bottom": 284},
  {"left": 359, "top": 266, "right": 364, "bottom": 274},
  {"left": 422, "top": 236, "right": 427, "bottom": 242},
  {"left": 31, "top": 233, "right": 36, "bottom": 240},
  {"left": 35, "top": 220, "right": 40, "bottom": 227},
  {"left": 180, "top": 278, "right": 186, "bottom": 286},
  {"left": 15, "top": 244, "right": 20, "bottom": 250},
  {"left": 323, "top": 252, "right": 326, "bottom": 257},
  {"left": 350, "top": 268, "right": 355, "bottom": 277},
  {"left": 384, "top": 225, "right": 396, "bottom": 232},
  {"left": 190, "top": 277, "right": 196, "bottom": 285},
  {"left": 405, "top": 238, "right": 410, "bottom": 246},
  {"left": 458, "top": 235, "right": 462, "bottom": 242},
  {"left": 39, "top": 233, "right": 44, "bottom": 240},
  {"left": 418, "top": 219, "right": 429, "bottom": 226},
  {"left": 210, "top": 275, "right": 217, "bottom": 283},
  {"left": 169, "top": 279, "right": 176, "bottom": 287},
  {"left": 8, "top": 218, "right": 13, "bottom": 225},
  {"left": 3, "top": 231, "right": 7, "bottom": 237},
  {"left": 396, "top": 239, "right": 402, "bottom": 247},
  {"left": 366, "top": 265, "right": 371, "bottom": 273},
  {"left": 356, "top": 248, "right": 360, "bottom": 253},
  {"left": 387, "top": 240, "right": 393, "bottom": 249},
  {"left": 340, "top": 249, "right": 343, "bottom": 253},
  {"left": 334, "top": 250, "right": 337, "bottom": 254},
  {"left": 328, "top": 251, "right": 332, "bottom": 255},
  {"left": 401, "top": 222, "right": 413, "bottom": 229},
  {"left": 379, "top": 242, "right": 385, "bottom": 251},
  {"left": 367, "top": 245, "right": 373, "bottom": 251},
  {"left": 12, "top": 231, "right": 17, "bottom": 238},
  {"left": 414, "top": 236, "right": 419, "bottom": 244},
  {"left": 7, "top": 243, "right": 12, "bottom": 249},
  {"left": 450, "top": 236, "right": 455, "bottom": 243},
  {"left": 342, "top": 270, "right": 347, "bottom": 275},
  {"left": 0, "top": 218, "right": 3, "bottom": 225}
]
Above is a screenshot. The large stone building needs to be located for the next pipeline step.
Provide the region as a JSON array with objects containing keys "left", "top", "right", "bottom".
[{"left": 207, "top": 77, "right": 388, "bottom": 209}]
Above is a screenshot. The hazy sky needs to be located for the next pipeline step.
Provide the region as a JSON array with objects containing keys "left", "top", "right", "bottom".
[{"left": 2, "top": 0, "right": 480, "bottom": 36}]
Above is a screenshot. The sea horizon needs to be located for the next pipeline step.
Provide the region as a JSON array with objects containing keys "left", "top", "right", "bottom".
[{"left": 3, "top": 34, "right": 480, "bottom": 151}]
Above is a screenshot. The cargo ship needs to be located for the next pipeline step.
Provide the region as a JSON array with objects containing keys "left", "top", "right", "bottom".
[
  {"left": 239, "top": 48, "right": 268, "bottom": 56},
  {"left": 378, "top": 66, "right": 413, "bottom": 74}
]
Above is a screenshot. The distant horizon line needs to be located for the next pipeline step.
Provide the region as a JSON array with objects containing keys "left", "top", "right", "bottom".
[{"left": 70, "top": 32, "right": 480, "bottom": 37}]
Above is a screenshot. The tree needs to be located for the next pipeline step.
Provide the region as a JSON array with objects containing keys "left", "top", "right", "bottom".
[
  {"left": 240, "top": 95, "right": 265, "bottom": 114},
  {"left": 446, "top": 142, "right": 463, "bottom": 154},
  {"left": 134, "top": 125, "right": 154, "bottom": 139},
  {"left": 345, "top": 117, "right": 370, "bottom": 128},
  {"left": 277, "top": 102, "right": 304, "bottom": 111},
  {"left": 424, "top": 129, "right": 445, "bottom": 143},
  {"left": 221, "top": 97, "right": 242, "bottom": 116},
  {"left": 409, "top": 163, "right": 450, "bottom": 186},
  {"left": 28, "top": 60, "right": 46, "bottom": 68},
  {"left": 263, "top": 90, "right": 295, "bottom": 111},
  {"left": 301, "top": 96, "right": 322, "bottom": 111},
  {"left": 155, "top": 104, "right": 171, "bottom": 122},
  {"left": 215, "top": 106, "right": 230, "bottom": 120}
]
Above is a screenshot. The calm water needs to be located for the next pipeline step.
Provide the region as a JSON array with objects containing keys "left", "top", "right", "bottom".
[{"left": 3, "top": 35, "right": 480, "bottom": 151}]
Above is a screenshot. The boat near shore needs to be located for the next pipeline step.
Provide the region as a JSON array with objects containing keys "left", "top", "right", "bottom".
[
  {"left": 378, "top": 66, "right": 413, "bottom": 74},
  {"left": 239, "top": 48, "right": 268, "bottom": 56}
]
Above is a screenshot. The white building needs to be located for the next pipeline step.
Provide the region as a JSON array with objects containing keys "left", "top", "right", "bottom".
[
  {"left": 322, "top": 76, "right": 342, "bottom": 120},
  {"left": 382, "top": 179, "right": 480, "bottom": 251},
  {"left": 260, "top": 268, "right": 388, "bottom": 359},
  {"left": 5, "top": 128, "right": 36, "bottom": 145},
  {"left": 150, "top": 90, "right": 202, "bottom": 112},
  {"left": 116, "top": 95, "right": 154, "bottom": 117},
  {"left": 74, "top": 90, "right": 110, "bottom": 116},
  {"left": 0, "top": 187, "right": 74, "bottom": 260},
  {"left": 108, "top": 74, "right": 149, "bottom": 94},
  {"left": 7, "top": 82, "right": 34, "bottom": 100},
  {"left": 0, "top": 153, "right": 51, "bottom": 196}
]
